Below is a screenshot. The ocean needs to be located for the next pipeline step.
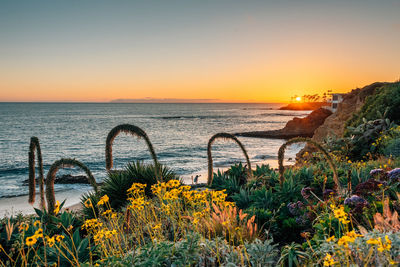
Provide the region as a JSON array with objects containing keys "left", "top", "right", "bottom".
[{"left": 0, "top": 103, "right": 310, "bottom": 199}]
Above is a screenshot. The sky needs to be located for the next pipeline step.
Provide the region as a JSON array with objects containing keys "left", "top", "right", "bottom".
[{"left": 0, "top": 0, "right": 399, "bottom": 103}]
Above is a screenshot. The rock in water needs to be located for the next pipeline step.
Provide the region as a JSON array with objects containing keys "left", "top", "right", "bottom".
[{"left": 23, "top": 174, "right": 90, "bottom": 185}]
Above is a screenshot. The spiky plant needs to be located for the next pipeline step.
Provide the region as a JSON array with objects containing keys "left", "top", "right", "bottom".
[
  {"left": 45, "top": 158, "right": 98, "bottom": 215},
  {"left": 105, "top": 124, "right": 161, "bottom": 181},
  {"left": 207, "top": 133, "right": 252, "bottom": 186},
  {"left": 28, "top": 137, "right": 46, "bottom": 210},
  {"left": 278, "top": 137, "right": 340, "bottom": 190},
  {"left": 101, "top": 161, "right": 179, "bottom": 210}
]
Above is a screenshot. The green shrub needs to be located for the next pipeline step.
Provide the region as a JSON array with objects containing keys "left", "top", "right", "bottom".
[{"left": 346, "top": 82, "right": 400, "bottom": 128}]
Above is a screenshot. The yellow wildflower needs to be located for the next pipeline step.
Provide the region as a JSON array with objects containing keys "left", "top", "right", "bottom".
[
  {"left": 45, "top": 236, "right": 55, "bottom": 247},
  {"left": 55, "top": 235, "right": 65, "bottom": 242},
  {"left": 152, "top": 223, "right": 162, "bottom": 230},
  {"left": 34, "top": 228, "right": 43, "bottom": 239},
  {"left": 332, "top": 205, "right": 350, "bottom": 224},
  {"left": 323, "top": 253, "right": 336, "bottom": 266},
  {"left": 97, "top": 195, "right": 109, "bottom": 206},
  {"left": 84, "top": 199, "right": 93, "bottom": 208},
  {"left": 33, "top": 220, "right": 41, "bottom": 227},
  {"left": 326, "top": 236, "right": 335, "bottom": 242},
  {"left": 26, "top": 236, "right": 37, "bottom": 246},
  {"left": 166, "top": 179, "right": 180, "bottom": 188},
  {"left": 366, "top": 238, "right": 380, "bottom": 245},
  {"left": 19, "top": 222, "right": 29, "bottom": 232},
  {"left": 54, "top": 200, "right": 60, "bottom": 214}
]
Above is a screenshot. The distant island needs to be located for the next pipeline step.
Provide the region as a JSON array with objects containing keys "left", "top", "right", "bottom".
[{"left": 110, "top": 98, "right": 222, "bottom": 103}]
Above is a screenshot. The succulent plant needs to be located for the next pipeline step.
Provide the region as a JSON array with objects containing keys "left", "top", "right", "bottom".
[
  {"left": 387, "top": 168, "right": 400, "bottom": 181},
  {"left": 344, "top": 195, "right": 368, "bottom": 212},
  {"left": 207, "top": 133, "right": 252, "bottom": 186}
]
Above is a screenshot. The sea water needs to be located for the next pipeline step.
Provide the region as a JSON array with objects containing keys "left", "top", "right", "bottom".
[{"left": 0, "top": 103, "right": 310, "bottom": 199}]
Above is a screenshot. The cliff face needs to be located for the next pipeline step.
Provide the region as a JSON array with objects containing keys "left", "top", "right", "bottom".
[{"left": 312, "top": 82, "right": 388, "bottom": 142}]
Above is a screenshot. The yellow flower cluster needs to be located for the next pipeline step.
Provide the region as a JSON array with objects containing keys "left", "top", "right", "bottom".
[
  {"left": 331, "top": 204, "right": 350, "bottom": 224},
  {"left": 367, "top": 236, "right": 391, "bottom": 252},
  {"left": 18, "top": 222, "right": 29, "bottom": 232},
  {"left": 337, "top": 230, "right": 362, "bottom": 248},
  {"left": 97, "top": 195, "right": 109, "bottom": 206},
  {"left": 25, "top": 227, "right": 45, "bottom": 246},
  {"left": 93, "top": 229, "right": 117, "bottom": 243},
  {"left": 128, "top": 197, "right": 148, "bottom": 211},
  {"left": 54, "top": 200, "right": 61, "bottom": 214},
  {"left": 82, "top": 218, "right": 103, "bottom": 231},
  {"left": 127, "top": 183, "right": 147, "bottom": 195},
  {"left": 323, "top": 253, "right": 336, "bottom": 266}
]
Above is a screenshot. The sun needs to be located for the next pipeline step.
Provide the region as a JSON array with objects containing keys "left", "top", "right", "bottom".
[{"left": 295, "top": 96, "right": 301, "bottom": 102}]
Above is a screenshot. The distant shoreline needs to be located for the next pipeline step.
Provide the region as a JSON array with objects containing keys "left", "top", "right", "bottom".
[{"left": 0, "top": 101, "right": 286, "bottom": 105}]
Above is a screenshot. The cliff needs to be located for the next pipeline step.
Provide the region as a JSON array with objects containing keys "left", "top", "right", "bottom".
[
  {"left": 236, "top": 108, "right": 332, "bottom": 139},
  {"left": 311, "top": 82, "right": 388, "bottom": 142}
]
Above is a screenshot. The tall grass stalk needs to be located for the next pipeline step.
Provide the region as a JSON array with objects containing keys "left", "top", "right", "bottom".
[
  {"left": 207, "top": 133, "right": 252, "bottom": 186},
  {"left": 105, "top": 124, "right": 160, "bottom": 180},
  {"left": 278, "top": 137, "right": 340, "bottom": 190},
  {"left": 45, "top": 158, "right": 98, "bottom": 214},
  {"left": 28, "top": 136, "right": 46, "bottom": 210}
]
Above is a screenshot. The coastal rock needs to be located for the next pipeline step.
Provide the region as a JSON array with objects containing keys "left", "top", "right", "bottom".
[
  {"left": 23, "top": 174, "right": 90, "bottom": 185},
  {"left": 279, "top": 102, "right": 328, "bottom": 111},
  {"left": 236, "top": 108, "right": 332, "bottom": 139}
]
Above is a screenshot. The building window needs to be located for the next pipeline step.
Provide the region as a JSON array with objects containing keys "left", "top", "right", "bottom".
[
  {"left": 332, "top": 103, "right": 338, "bottom": 109},
  {"left": 333, "top": 95, "right": 338, "bottom": 101}
]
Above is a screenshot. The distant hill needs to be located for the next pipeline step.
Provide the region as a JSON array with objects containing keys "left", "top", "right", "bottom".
[{"left": 110, "top": 98, "right": 221, "bottom": 103}]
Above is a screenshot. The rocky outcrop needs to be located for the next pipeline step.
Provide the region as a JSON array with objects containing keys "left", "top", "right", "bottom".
[
  {"left": 23, "top": 174, "right": 91, "bottom": 185},
  {"left": 311, "top": 82, "right": 388, "bottom": 142},
  {"left": 236, "top": 108, "right": 332, "bottom": 139},
  {"left": 279, "top": 102, "right": 328, "bottom": 110}
]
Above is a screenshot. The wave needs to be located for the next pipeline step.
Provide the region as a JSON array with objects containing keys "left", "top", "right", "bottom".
[{"left": 155, "top": 115, "right": 243, "bottom": 120}]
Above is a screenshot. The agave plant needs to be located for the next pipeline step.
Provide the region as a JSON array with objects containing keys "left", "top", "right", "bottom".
[
  {"left": 207, "top": 133, "right": 252, "bottom": 186},
  {"left": 278, "top": 137, "right": 340, "bottom": 191},
  {"left": 46, "top": 158, "right": 98, "bottom": 215},
  {"left": 105, "top": 124, "right": 161, "bottom": 181},
  {"left": 28, "top": 136, "right": 46, "bottom": 210}
]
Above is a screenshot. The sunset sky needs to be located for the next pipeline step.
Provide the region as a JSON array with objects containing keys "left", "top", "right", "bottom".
[{"left": 1, "top": 0, "right": 399, "bottom": 103}]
